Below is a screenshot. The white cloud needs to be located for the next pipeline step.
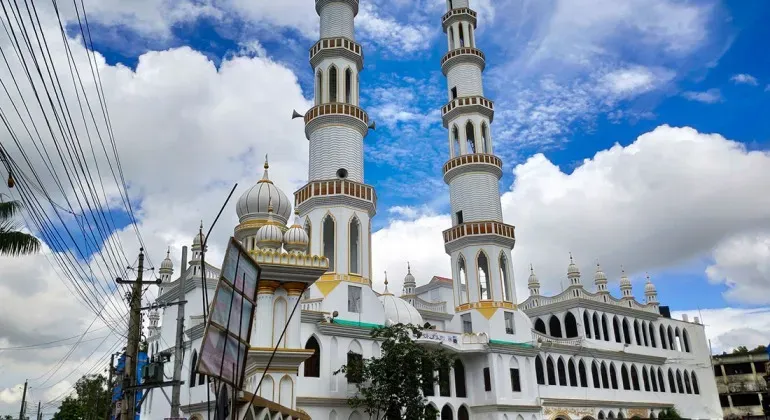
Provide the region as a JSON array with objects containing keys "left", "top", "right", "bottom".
[
  {"left": 706, "top": 233, "right": 770, "bottom": 305},
  {"left": 682, "top": 88, "right": 722, "bottom": 104},
  {"left": 372, "top": 125, "right": 770, "bottom": 305},
  {"left": 730, "top": 73, "right": 759, "bottom": 86},
  {"left": 673, "top": 308, "right": 770, "bottom": 354}
]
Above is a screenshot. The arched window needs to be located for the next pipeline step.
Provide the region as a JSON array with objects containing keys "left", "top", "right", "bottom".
[
  {"left": 477, "top": 252, "right": 491, "bottom": 300},
  {"left": 481, "top": 123, "right": 490, "bottom": 153},
  {"left": 304, "top": 336, "right": 321, "bottom": 377},
  {"left": 439, "top": 366, "right": 451, "bottom": 397},
  {"left": 546, "top": 357, "right": 556, "bottom": 385},
  {"left": 549, "top": 315, "right": 562, "bottom": 338},
  {"left": 593, "top": 312, "right": 601, "bottom": 340},
  {"left": 458, "top": 256, "right": 468, "bottom": 304},
  {"left": 598, "top": 412, "right": 605, "bottom": 420},
  {"left": 349, "top": 216, "right": 360, "bottom": 274},
  {"left": 621, "top": 365, "right": 631, "bottom": 390},
  {"left": 459, "top": 24, "right": 465, "bottom": 47},
  {"left": 631, "top": 365, "right": 640, "bottom": 390},
  {"left": 600, "top": 362, "right": 610, "bottom": 389},
  {"left": 452, "top": 125, "right": 460, "bottom": 156},
  {"left": 441, "top": 405, "right": 453, "bottom": 420},
  {"left": 634, "top": 320, "right": 642, "bottom": 345},
  {"left": 534, "top": 318, "right": 546, "bottom": 334},
  {"left": 602, "top": 314, "right": 610, "bottom": 341},
  {"left": 659, "top": 324, "right": 667, "bottom": 349},
  {"left": 683, "top": 370, "right": 692, "bottom": 394},
  {"left": 458, "top": 406, "right": 469, "bottom": 420},
  {"left": 565, "top": 312, "right": 578, "bottom": 338},
  {"left": 190, "top": 350, "right": 198, "bottom": 388},
  {"left": 578, "top": 360, "right": 588, "bottom": 387},
  {"left": 329, "top": 66, "right": 338, "bottom": 102},
  {"left": 454, "top": 359, "right": 467, "bottom": 397},
  {"left": 668, "top": 326, "right": 676, "bottom": 351},
  {"left": 583, "top": 311, "right": 592, "bottom": 338},
  {"left": 682, "top": 329, "right": 691, "bottom": 352},
  {"left": 465, "top": 121, "right": 476, "bottom": 153},
  {"left": 448, "top": 27, "right": 455, "bottom": 50},
  {"left": 642, "top": 366, "right": 650, "bottom": 391},
  {"left": 567, "top": 359, "right": 577, "bottom": 387},
  {"left": 316, "top": 70, "right": 323, "bottom": 104},
  {"left": 622, "top": 318, "right": 631, "bottom": 344},
  {"left": 658, "top": 368, "right": 666, "bottom": 392},
  {"left": 592, "top": 362, "right": 601, "bottom": 388},
  {"left": 322, "top": 214, "right": 336, "bottom": 271},
  {"left": 668, "top": 369, "right": 676, "bottom": 393},
  {"left": 613, "top": 316, "right": 622, "bottom": 343},
  {"left": 648, "top": 322, "right": 656, "bottom": 347},
  {"left": 609, "top": 364, "right": 618, "bottom": 389},
  {"left": 691, "top": 371, "right": 699, "bottom": 394},
  {"left": 557, "top": 358, "right": 567, "bottom": 386},
  {"left": 650, "top": 367, "right": 658, "bottom": 392},
  {"left": 676, "top": 370, "right": 684, "bottom": 394},
  {"left": 535, "top": 356, "right": 545, "bottom": 385},
  {"left": 499, "top": 253, "right": 512, "bottom": 302},
  {"left": 345, "top": 68, "right": 353, "bottom": 104}
]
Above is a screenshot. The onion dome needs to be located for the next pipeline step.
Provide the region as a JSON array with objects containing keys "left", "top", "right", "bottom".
[
  {"left": 403, "top": 262, "right": 416, "bottom": 287},
  {"left": 644, "top": 274, "right": 656, "bottom": 294},
  {"left": 193, "top": 222, "right": 206, "bottom": 247},
  {"left": 594, "top": 263, "right": 607, "bottom": 283},
  {"left": 379, "top": 273, "right": 423, "bottom": 326},
  {"left": 283, "top": 209, "right": 309, "bottom": 253},
  {"left": 620, "top": 267, "right": 633, "bottom": 298},
  {"left": 527, "top": 264, "right": 540, "bottom": 296},
  {"left": 236, "top": 156, "right": 292, "bottom": 225},
  {"left": 160, "top": 248, "right": 173, "bottom": 271},
  {"left": 255, "top": 201, "right": 284, "bottom": 250},
  {"left": 567, "top": 253, "right": 580, "bottom": 277}
]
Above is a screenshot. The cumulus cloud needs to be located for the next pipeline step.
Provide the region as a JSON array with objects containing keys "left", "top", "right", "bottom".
[
  {"left": 706, "top": 233, "right": 770, "bottom": 305},
  {"left": 682, "top": 88, "right": 723, "bottom": 104},
  {"left": 673, "top": 308, "right": 770, "bottom": 354},
  {"left": 730, "top": 73, "right": 759, "bottom": 86}
]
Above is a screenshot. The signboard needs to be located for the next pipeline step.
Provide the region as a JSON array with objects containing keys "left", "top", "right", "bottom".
[{"left": 197, "top": 238, "right": 260, "bottom": 388}]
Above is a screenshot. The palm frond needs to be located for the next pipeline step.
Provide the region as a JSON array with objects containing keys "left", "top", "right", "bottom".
[
  {"left": 0, "top": 221, "right": 41, "bottom": 256},
  {"left": 0, "top": 200, "right": 23, "bottom": 221}
]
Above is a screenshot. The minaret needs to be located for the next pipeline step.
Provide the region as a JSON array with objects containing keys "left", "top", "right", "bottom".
[
  {"left": 440, "top": 0, "right": 516, "bottom": 330},
  {"left": 567, "top": 253, "right": 582, "bottom": 288},
  {"left": 620, "top": 268, "right": 633, "bottom": 300},
  {"left": 594, "top": 263, "right": 608, "bottom": 294},
  {"left": 402, "top": 262, "right": 416, "bottom": 297},
  {"left": 190, "top": 222, "right": 206, "bottom": 277},
  {"left": 295, "top": 0, "right": 375, "bottom": 305},
  {"left": 527, "top": 265, "right": 540, "bottom": 296},
  {"left": 644, "top": 274, "right": 659, "bottom": 310},
  {"left": 159, "top": 248, "right": 174, "bottom": 283}
]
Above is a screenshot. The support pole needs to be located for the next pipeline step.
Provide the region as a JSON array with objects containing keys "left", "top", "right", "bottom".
[
  {"left": 170, "top": 247, "right": 187, "bottom": 418},
  {"left": 106, "top": 353, "right": 115, "bottom": 420},
  {"left": 122, "top": 249, "right": 145, "bottom": 420},
  {"left": 18, "top": 380, "right": 27, "bottom": 420}
]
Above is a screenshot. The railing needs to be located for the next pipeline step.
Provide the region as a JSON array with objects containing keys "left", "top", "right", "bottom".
[
  {"left": 412, "top": 297, "right": 447, "bottom": 313},
  {"left": 443, "top": 153, "right": 502, "bottom": 175},
  {"left": 294, "top": 179, "right": 376, "bottom": 208},
  {"left": 442, "top": 220, "right": 515, "bottom": 244},
  {"left": 531, "top": 329, "right": 583, "bottom": 346},
  {"left": 441, "top": 47, "right": 485, "bottom": 67},
  {"left": 521, "top": 290, "right": 660, "bottom": 314},
  {"left": 442, "top": 7, "right": 477, "bottom": 25},
  {"left": 301, "top": 298, "right": 323, "bottom": 312},
  {"left": 304, "top": 103, "right": 369, "bottom": 126},
  {"left": 442, "top": 95, "right": 493, "bottom": 117},
  {"left": 309, "top": 37, "right": 363, "bottom": 69},
  {"left": 461, "top": 332, "right": 489, "bottom": 345}
]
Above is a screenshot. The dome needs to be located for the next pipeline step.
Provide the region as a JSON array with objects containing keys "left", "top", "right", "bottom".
[
  {"left": 403, "top": 262, "right": 415, "bottom": 285},
  {"left": 644, "top": 275, "right": 656, "bottom": 294},
  {"left": 160, "top": 249, "right": 173, "bottom": 270},
  {"left": 567, "top": 253, "right": 580, "bottom": 277},
  {"left": 620, "top": 269, "right": 631, "bottom": 288},
  {"left": 192, "top": 223, "right": 206, "bottom": 248},
  {"left": 594, "top": 263, "right": 607, "bottom": 283},
  {"left": 236, "top": 156, "right": 292, "bottom": 225},
  {"left": 527, "top": 265, "right": 539, "bottom": 286},
  {"left": 379, "top": 294, "right": 424, "bottom": 326},
  {"left": 255, "top": 202, "right": 284, "bottom": 250},
  {"left": 283, "top": 209, "right": 309, "bottom": 253}
]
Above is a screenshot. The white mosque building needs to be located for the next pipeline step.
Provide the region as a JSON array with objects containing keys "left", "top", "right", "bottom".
[{"left": 142, "top": 0, "right": 723, "bottom": 419}]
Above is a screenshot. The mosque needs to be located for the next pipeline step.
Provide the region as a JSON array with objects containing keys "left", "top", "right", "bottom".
[{"left": 141, "top": 0, "right": 722, "bottom": 419}]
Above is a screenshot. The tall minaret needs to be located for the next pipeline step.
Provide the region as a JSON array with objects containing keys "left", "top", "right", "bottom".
[
  {"left": 440, "top": 0, "right": 517, "bottom": 332},
  {"left": 295, "top": 0, "right": 375, "bottom": 308}
]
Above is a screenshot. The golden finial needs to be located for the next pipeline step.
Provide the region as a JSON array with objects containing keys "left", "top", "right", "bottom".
[
  {"left": 264, "top": 154, "right": 269, "bottom": 169},
  {"left": 267, "top": 197, "right": 274, "bottom": 214},
  {"left": 259, "top": 155, "right": 273, "bottom": 184}
]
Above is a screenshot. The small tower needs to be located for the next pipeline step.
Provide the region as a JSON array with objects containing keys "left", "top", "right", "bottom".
[
  {"left": 284, "top": 209, "right": 310, "bottom": 254},
  {"left": 620, "top": 268, "right": 633, "bottom": 300},
  {"left": 402, "top": 262, "right": 416, "bottom": 297},
  {"left": 644, "top": 273, "right": 659, "bottom": 308},
  {"left": 527, "top": 264, "right": 540, "bottom": 296},
  {"left": 148, "top": 308, "right": 160, "bottom": 338},
  {"left": 159, "top": 248, "right": 174, "bottom": 283},
  {"left": 594, "top": 262, "right": 608, "bottom": 294},
  {"left": 190, "top": 222, "right": 207, "bottom": 277},
  {"left": 567, "top": 253, "right": 582, "bottom": 288},
  {"left": 255, "top": 200, "right": 284, "bottom": 251}
]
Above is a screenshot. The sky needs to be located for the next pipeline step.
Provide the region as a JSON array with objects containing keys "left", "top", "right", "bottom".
[{"left": 1, "top": 0, "right": 770, "bottom": 416}]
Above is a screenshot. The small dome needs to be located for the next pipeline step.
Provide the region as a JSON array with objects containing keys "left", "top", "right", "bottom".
[
  {"left": 236, "top": 156, "right": 292, "bottom": 225},
  {"left": 527, "top": 265, "right": 540, "bottom": 286},
  {"left": 379, "top": 294, "right": 424, "bottom": 326},
  {"left": 645, "top": 275, "right": 656, "bottom": 294},
  {"left": 404, "top": 262, "right": 415, "bottom": 286},
  {"left": 160, "top": 249, "right": 173, "bottom": 270},
  {"left": 193, "top": 228, "right": 206, "bottom": 247},
  {"left": 283, "top": 209, "right": 309, "bottom": 253},
  {"left": 620, "top": 269, "right": 631, "bottom": 288},
  {"left": 594, "top": 263, "right": 607, "bottom": 283},
  {"left": 255, "top": 201, "right": 284, "bottom": 250},
  {"left": 567, "top": 253, "right": 580, "bottom": 277}
]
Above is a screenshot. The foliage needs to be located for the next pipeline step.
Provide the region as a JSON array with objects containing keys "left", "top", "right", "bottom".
[
  {"left": 732, "top": 345, "right": 767, "bottom": 354},
  {"left": 0, "top": 200, "right": 40, "bottom": 256},
  {"left": 658, "top": 407, "right": 682, "bottom": 419},
  {"left": 52, "top": 374, "right": 112, "bottom": 420},
  {"left": 335, "top": 323, "right": 453, "bottom": 420}
]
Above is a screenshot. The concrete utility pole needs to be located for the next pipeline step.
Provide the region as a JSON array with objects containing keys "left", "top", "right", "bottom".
[
  {"left": 18, "top": 380, "right": 27, "bottom": 420},
  {"left": 36, "top": 401, "right": 40, "bottom": 420},
  {"left": 106, "top": 352, "right": 115, "bottom": 420},
  {"left": 120, "top": 249, "right": 145, "bottom": 420},
  {"left": 170, "top": 246, "right": 188, "bottom": 417}
]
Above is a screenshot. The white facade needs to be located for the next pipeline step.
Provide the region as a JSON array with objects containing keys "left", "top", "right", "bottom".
[{"left": 142, "top": 0, "right": 722, "bottom": 419}]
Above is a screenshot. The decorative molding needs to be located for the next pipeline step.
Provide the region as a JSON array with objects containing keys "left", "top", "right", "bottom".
[
  {"left": 470, "top": 403, "right": 541, "bottom": 413},
  {"left": 296, "top": 396, "right": 350, "bottom": 407},
  {"left": 538, "top": 342, "right": 668, "bottom": 365},
  {"left": 521, "top": 296, "right": 660, "bottom": 320},
  {"left": 540, "top": 397, "right": 672, "bottom": 409}
]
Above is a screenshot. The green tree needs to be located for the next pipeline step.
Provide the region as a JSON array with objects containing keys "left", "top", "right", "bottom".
[
  {"left": 733, "top": 346, "right": 749, "bottom": 354},
  {"left": 0, "top": 200, "right": 40, "bottom": 256},
  {"left": 52, "top": 374, "right": 112, "bottom": 420},
  {"left": 658, "top": 407, "right": 682, "bottom": 419},
  {"left": 336, "top": 323, "right": 453, "bottom": 420}
]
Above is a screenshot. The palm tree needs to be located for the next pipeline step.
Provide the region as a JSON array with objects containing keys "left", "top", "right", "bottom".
[{"left": 0, "top": 199, "right": 40, "bottom": 256}]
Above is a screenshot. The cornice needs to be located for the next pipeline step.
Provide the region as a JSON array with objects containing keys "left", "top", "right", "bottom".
[
  {"left": 296, "top": 396, "right": 350, "bottom": 407},
  {"left": 185, "top": 322, "right": 206, "bottom": 341},
  {"left": 317, "top": 321, "right": 376, "bottom": 339},
  {"left": 540, "top": 397, "right": 673, "bottom": 409},
  {"left": 538, "top": 342, "right": 668, "bottom": 365},
  {"left": 522, "top": 297, "right": 660, "bottom": 321},
  {"left": 301, "top": 310, "right": 327, "bottom": 324},
  {"left": 418, "top": 309, "right": 454, "bottom": 321},
  {"left": 470, "top": 403, "right": 541, "bottom": 413}
]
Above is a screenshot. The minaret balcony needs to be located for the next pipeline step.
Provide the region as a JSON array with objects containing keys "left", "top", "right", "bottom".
[
  {"left": 442, "top": 7, "right": 477, "bottom": 32},
  {"left": 443, "top": 220, "right": 515, "bottom": 250},
  {"left": 441, "top": 47, "right": 485, "bottom": 75},
  {"left": 310, "top": 37, "right": 363, "bottom": 71},
  {"left": 294, "top": 179, "right": 377, "bottom": 216},
  {"left": 315, "top": 0, "right": 359, "bottom": 16},
  {"left": 304, "top": 103, "right": 369, "bottom": 139},
  {"left": 441, "top": 95, "right": 494, "bottom": 127},
  {"left": 443, "top": 153, "right": 503, "bottom": 183}
]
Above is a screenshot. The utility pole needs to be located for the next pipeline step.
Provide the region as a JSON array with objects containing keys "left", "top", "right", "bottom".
[
  {"left": 18, "top": 380, "right": 27, "bottom": 420},
  {"left": 106, "top": 352, "right": 116, "bottom": 420},
  {"left": 170, "top": 246, "right": 188, "bottom": 417},
  {"left": 36, "top": 401, "right": 41, "bottom": 420},
  {"left": 118, "top": 249, "right": 145, "bottom": 420}
]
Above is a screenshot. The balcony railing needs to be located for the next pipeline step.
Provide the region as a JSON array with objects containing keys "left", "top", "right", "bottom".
[
  {"left": 442, "top": 7, "right": 477, "bottom": 26},
  {"left": 295, "top": 179, "right": 376, "bottom": 208},
  {"left": 304, "top": 103, "right": 368, "bottom": 126},
  {"left": 532, "top": 329, "right": 584, "bottom": 347},
  {"left": 441, "top": 47, "right": 485, "bottom": 72},
  {"left": 442, "top": 220, "right": 515, "bottom": 244},
  {"left": 309, "top": 37, "right": 363, "bottom": 69},
  {"left": 301, "top": 298, "right": 323, "bottom": 312},
  {"left": 443, "top": 153, "right": 502, "bottom": 176},
  {"left": 412, "top": 297, "right": 447, "bottom": 313}
]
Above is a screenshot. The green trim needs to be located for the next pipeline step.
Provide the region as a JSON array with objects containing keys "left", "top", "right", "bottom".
[
  {"left": 489, "top": 339, "right": 535, "bottom": 348},
  {"left": 332, "top": 319, "right": 384, "bottom": 329}
]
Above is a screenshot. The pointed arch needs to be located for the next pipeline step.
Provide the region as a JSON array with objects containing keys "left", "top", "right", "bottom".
[
  {"left": 454, "top": 359, "right": 467, "bottom": 397},
  {"left": 676, "top": 369, "right": 685, "bottom": 394},
  {"left": 668, "top": 369, "right": 676, "bottom": 393},
  {"left": 499, "top": 252, "right": 512, "bottom": 302},
  {"left": 322, "top": 213, "right": 336, "bottom": 272},
  {"left": 682, "top": 328, "right": 691, "bottom": 352},
  {"left": 613, "top": 316, "right": 622, "bottom": 343},
  {"left": 481, "top": 122, "right": 490, "bottom": 153},
  {"left": 535, "top": 355, "right": 545, "bottom": 385},
  {"left": 261, "top": 375, "right": 275, "bottom": 400},
  {"left": 667, "top": 326, "right": 676, "bottom": 351},
  {"left": 448, "top": 26, "right": 455, "bottom": 50},
  {"left": 440, "top": 404, "right": 454, "bottom": 420},
  {"left": 273, "top": 297, "right": 288, "bottom": 347},
  {"left": 634, "top": 320, "right": 642, "bottom": 345},
  {"left": 477, "top": 250, "right": 491, "bottom": 300},
  {"left": 304, "top": 336, "right": 321, "bottom": 377},
  {"left": 189, "top": 350, "right": 198, "bottom": 388},
  {"left": 648, "top": 322, "right": 656, "bottom": 347},
  {"left": 602, "top": 314, "right": 610, "bottom": 341},
  {"left": 568, "top": 358, "right": 578, "bottom": 387},
  {"left": 683, "top": 370, "right": 692, "bottom": 394},
  {"left": 609, "top": 363, "right": 618, "bottom": 389},
  {"left": 598, "top": 412, "right": 605, "bottom": 420},
  {"left": 459, "top": 23, "right": 466, "bottom": 47},
  {"left": 452, "top": 124, "right": 461, "bottom": 156},
  {"left": 642, "top": 366, "right": 650, "bottom": 391},
  {"left": 631, "top": 365, "right": 640, "bottom": 390},
  {"left": 546, "top": 356, "right": 556, "bottom": 385},
  {"left": 278, "top": 375, "right": 293, "bottom": 408},
  {"left": 328, "top": 65, "right": 338, "bottom": 102},
  {"left": 534, "top": 318, "right": 546, "bottom": 334},
  {"left": 565, "top": 312, "right": 578, "bottom": 338},
  {"left": 583, "top": 311, "right": 592, "bottom": 338},
  {"left": 578, "top": 359, "right": 588, "bottom": 387},
  {"left": 607, "top": 412, "right": 615, "bottom": 419},
  {"left": 557, "top": 357, "right": 567, "bottom": 386},
  {"left": 641, "top": 321, "right": 649, "bottom": 346},
  {"left": 465, "top": 121, "right": 476, "bottom": 153},
  {"left": 348, "top": 215, "right": 361, "bottom": 274},
  {"left": 344, "top": 68, "right": 353, "bottom": 104},
  {"left": 457, "top": 254, "right": 468, "bottom": 304},
  {"left": 650, "top": 366, "right": 658, "bottom": 392},
  {"left": 600, "top": 362, "right": 610, "bottom": 389},
  {"left": 622, "top": 318, "right": 631, "bottom": 344},
  {"left": 659, "top": 324, "right": 667, "bottom": 349},
  {"left": 549, "top": 315, "right": 563, "bottom": 338},
  {"left": 691, "top": 371, "right": 699, "bottom": 394},
  {"left": 591, "top": 361, "right": 601, "bottom": 388},
  {"left": 621, "top": 364, "right": 631, "bottom": 390},
  {"left": 592, "top": 312, "right": 601, "bottom": 340},
  {"left": 316, "top": 70, "right": 323, "bottom": 104},
  {"left": 658, "top": 368, "right": 666, "bottom": 392},
  {"left": 458, "top": 406, "right": 470, "bottom": 420}
]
